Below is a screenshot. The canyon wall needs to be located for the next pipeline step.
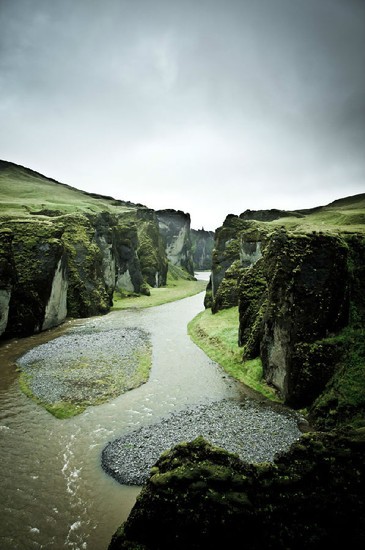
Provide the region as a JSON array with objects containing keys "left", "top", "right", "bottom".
[
  {"left": 190, "top": 228, "right": 215, "bottom": 270},
  {"left": 205, "top": 201, "right": 365, "bottom": 417},
  {"left": 156, "top": 209, "right": 195, "bottom": 276},
  {"left": 0, "top": 209, "right": 168, "bottom": 337}
]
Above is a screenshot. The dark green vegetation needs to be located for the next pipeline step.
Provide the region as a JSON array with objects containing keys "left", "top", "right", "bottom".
[
  {"left": 109, "top": 194, "right": 365, "bottom": 549},
  {"left": 110, "top": 431, "right": 365, "bottom": 549}
]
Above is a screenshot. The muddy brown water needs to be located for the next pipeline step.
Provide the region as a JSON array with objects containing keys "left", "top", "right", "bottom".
[{"left": 1, "top": 274, "right": 248, "bottom": 550}]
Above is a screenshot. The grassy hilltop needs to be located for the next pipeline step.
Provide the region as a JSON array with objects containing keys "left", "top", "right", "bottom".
[{"left": 0, "top": 159, "right": 139, "bottom": 217}]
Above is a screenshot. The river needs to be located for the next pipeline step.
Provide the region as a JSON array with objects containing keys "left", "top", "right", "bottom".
[{"left": 1, "top": 274, "right": 247, "bottom": 550}]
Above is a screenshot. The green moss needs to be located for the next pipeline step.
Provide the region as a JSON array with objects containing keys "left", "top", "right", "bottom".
[
  {"left": 167, "top": 263, "right": 195, "bottom": 282},
  {"left": 137, "top": 216, "right": 168, "bottom": 287},
  {"left": 62, "top": 214, "right": 110, "bottom": 317},
  {"left": 309, "top": 328, "right": 365, "bottom": 429},
  {"left": 111, "top": 430, "right": 365, "bottom": 549}
]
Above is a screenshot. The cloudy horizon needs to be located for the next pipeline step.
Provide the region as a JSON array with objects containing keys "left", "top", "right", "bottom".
[{"left": 1, "top": 0, "right": 364, "bottom": 230}]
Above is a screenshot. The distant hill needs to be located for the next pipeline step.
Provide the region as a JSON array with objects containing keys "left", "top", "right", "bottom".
[
  {"left": 239, "top": 192, "right": 365, "bottom": 232},
  {"left": 0, "top": 160, "right": 143, "bottom": 217}
]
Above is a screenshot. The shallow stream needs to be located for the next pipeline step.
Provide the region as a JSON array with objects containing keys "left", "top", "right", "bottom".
[{"left": 0, "top": 275, "right": 248, "bottom": 550}]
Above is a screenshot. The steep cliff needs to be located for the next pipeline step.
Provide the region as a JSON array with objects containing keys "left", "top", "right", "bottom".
[
  {"left": 156, "top": 209, "right": 195, "bottom": 276},
  {"left": 206, "top": 215, "right": 265, "bottom": 312},
  {"left": 190, "top": 228, "right": 215, "bottom": 270},
  {"left": 206, "top": 195, "right": 365, "bottom": 418},
  {"left": 0, "top": 228, "right": 16, "bottom": 335},
  {"left": 0, "top": 161, "right": 168, "bottom": 337}
]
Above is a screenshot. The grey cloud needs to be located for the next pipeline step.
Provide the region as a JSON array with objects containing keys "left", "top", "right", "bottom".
[{"left": 0, "top": 0, "right": 364, "bottom": 229}]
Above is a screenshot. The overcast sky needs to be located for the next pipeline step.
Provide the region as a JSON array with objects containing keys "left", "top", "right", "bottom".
[{"left": 1, "top": 0, "right": 364, "bottom": 230}]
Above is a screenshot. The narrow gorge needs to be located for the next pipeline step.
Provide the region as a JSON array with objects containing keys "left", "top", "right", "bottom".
[{"left": 0, "top": 161, "right": 364, "bottom": 550}]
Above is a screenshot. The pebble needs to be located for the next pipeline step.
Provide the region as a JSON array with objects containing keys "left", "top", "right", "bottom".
[
  {"left": 101, "top": 398, "right": 302, "bottom": 485},
  {"left": 16, "top": 326, "right": 151, "bottom": 404}
]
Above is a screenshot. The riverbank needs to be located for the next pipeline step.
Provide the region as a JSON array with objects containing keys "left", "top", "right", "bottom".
[
  {"left": 112, "top": 274, "right": 207, "bottom": 310},
  {"left": 102, "top": 398, "right": 302, "bottom": 485},
  {"left": 188, "top": 307, "right": 279, "bottom": 401}
]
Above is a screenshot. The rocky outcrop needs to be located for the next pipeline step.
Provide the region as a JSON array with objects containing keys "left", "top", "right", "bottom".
[
  {"left": 137, "top": 209, "right": 168, "bottom": 288},
  {"left": 257, "top": 232, "right": 350, "bottom": 406},
  {"left": 206, "top": 200, "right": 365, "bottom": 416},
  {"left": 0, "top": 228, "right": 16, "bottom": 335},
  {"left": 236, "top": 230, "right": 365, "bottom": 409},
  {"left": 207, "top": 215, "right": 266, "bottom": 311},
  {"left": 0, "top": 210, "right": 168, "bottom": 337},
  {"left": 109, "top": 431, "right": 365, "bottom": 549},
  {"left": 240, "top": 208, "right": 303, "bottom": 222},
  {"left": 190, "top": 228, "right": 215, "bottom": 270},
  {"left": 156, "top": 210, "right": 195, "bottom": 276}
]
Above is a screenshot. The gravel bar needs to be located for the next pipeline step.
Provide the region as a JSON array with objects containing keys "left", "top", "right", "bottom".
[
  {"left": 16, "top": 326, "right": 151, "bottom": 405},
  {"left": 102, "top": 398, "right": 303, "bottom": 485}
]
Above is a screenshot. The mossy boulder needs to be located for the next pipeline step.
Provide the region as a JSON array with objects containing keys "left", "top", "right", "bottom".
[
  {"left": 260, "top": 232, "right": 349, "bottom": 406},
  {"left": 109, "top": 431, "right": 365, "bottom": 549},
  {"left": 211, "top": 259, "right": 245, "bottom": 313}
]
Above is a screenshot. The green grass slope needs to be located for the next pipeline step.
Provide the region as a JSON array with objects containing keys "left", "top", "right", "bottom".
[
  {"left": 0, "top": 160, "right": 139, "bottom": 217},
  {"left": 270, "top": 193, "right": 365, "bottom": 234}
]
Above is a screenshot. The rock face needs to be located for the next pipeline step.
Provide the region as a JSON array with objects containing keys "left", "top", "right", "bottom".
[
  {"left": 190, "top": 228, "right": 215, "bottom": 270},
  {"left": 156, "top": 210, "right": 195, "bottom": 276},
  {"left": 256, "top": 232, "right": 349, "bottom": 406},
  {"left": 109, "top": 432, "right": 365, "bottom": 549},
  {"left": 0, "top": 210, "right": 168, "bottom": 338},
  {"left": 206, "top": 201, "right": 365, "bottom": 416},
  {"left": 206, "top": 215, "right": 265, "bottom": 312},
  {"left": 237, "top": 230, "right": 365, "bottom": 410},
  {"left": 0, "top": 228, "right": 16, "bottom": 335}
]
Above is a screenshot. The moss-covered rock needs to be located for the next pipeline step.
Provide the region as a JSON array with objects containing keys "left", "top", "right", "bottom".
[
  {"left": 209, "top": 216, "right": 266, "bottom": 313},
  {"left": 62, "top": 214, "right": 111, "bottom": 317},
  {"left": 0, "top": 209, "right": 169, "bottom": 336},
  {"left": 137, "top": 209, "right": 168, "bottom": 288},
  {"left": 3, "top": 219, "right": 67, "bottom": 335},
  {"left": 238, "top": 259, "right": 268, "bottom": 358},
  {"left": 156, "top": 209, "right": 194, "bottom": 276},
  {"left": 190, "top": 228, "right": 215, "bottom": 270},
  {"left": 109, "top": 431, "right": 365, "bottom": 549},
  {"left": 260, "top": 232, "right": 350, "bottom": 406},
  {"left": 308, "top": 329, "right": 365, "bottom": 430},
  {"left": 211, "top": 259, "right": 245, "bottom": 313},
  {"left": 0, "top": 228, "right": 16, "bottom": 335}
]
